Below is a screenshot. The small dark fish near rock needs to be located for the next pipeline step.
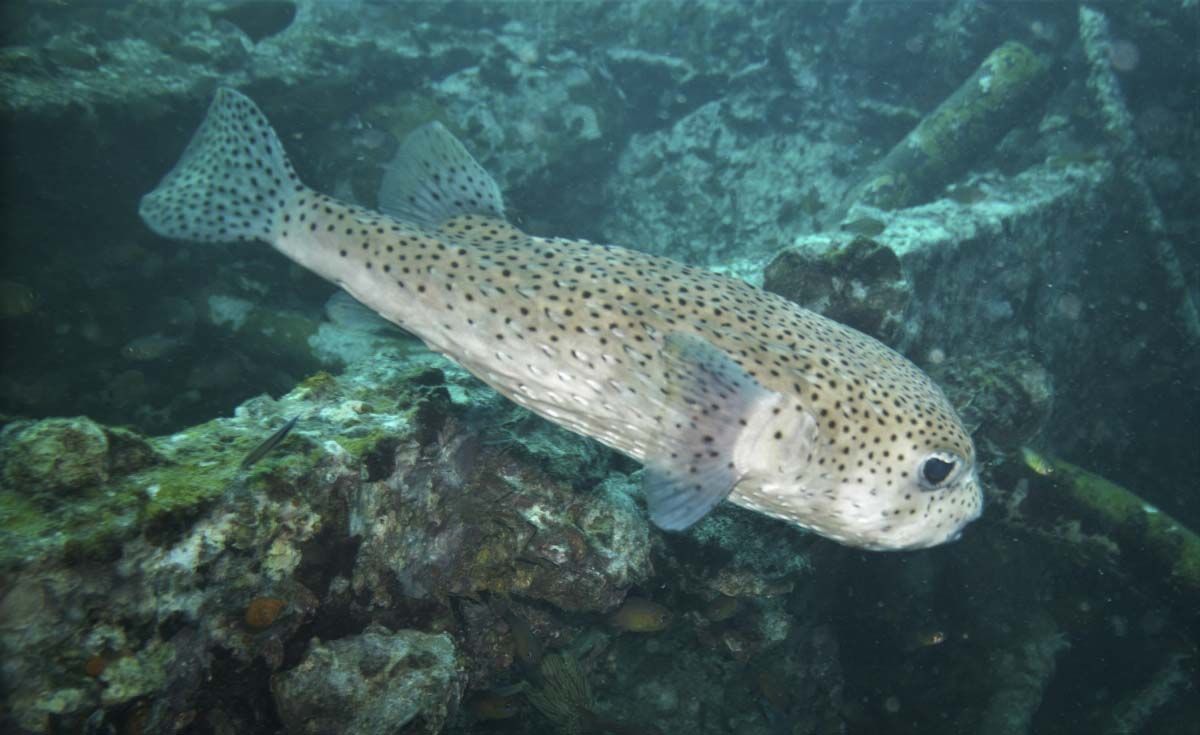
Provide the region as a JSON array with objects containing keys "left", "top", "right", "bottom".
[
  {"left": 240, "top": 415, "right": 299, "bottom": 469},
  {"left": 467, "top": 692, "right": 522, "bottom": 721},
  {"left": 609, "top": 597, "right": 672, "bottom": 633},
  {"left": 122, "top": 333, "right": 185, "bottom": 362},
  {"left": 945, "top": 183, "right": 988, "bottom": 205}
]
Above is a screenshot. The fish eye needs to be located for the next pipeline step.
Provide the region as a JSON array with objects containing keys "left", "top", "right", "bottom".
[{"left": 918, "top": 453, "right": 958, "bottom": 489}]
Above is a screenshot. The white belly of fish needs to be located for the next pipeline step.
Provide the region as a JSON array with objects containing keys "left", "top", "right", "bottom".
[{"left": 433, "top": 327, "right": 657, "bottom": 462}]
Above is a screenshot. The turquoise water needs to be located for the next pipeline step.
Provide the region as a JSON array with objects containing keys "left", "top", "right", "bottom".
[{"left": 0, "top": 2, "right": 1197, "bottom": 734}]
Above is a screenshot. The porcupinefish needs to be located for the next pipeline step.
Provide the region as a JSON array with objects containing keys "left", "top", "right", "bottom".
[{"left": 140, "top": 88, "right": 982, "bottom": 550}]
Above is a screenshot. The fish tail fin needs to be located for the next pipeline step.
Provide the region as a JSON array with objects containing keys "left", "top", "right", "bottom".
[{"left": 140, "top": 87, "right": 301, "bottom": 245}]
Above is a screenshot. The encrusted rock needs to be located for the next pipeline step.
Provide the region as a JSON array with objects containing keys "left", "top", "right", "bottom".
[
  {"left": 763, "top": 235, "right": 911, "bottom": 341},
  {"left": 1, "top": 417, "right": 112, "bottom": 495},
  {"left": 0, "top": 350, "right": 652, "bottom": 732},
  {"left": 271, "top": 625, "right": 463, "bottom": 735}
]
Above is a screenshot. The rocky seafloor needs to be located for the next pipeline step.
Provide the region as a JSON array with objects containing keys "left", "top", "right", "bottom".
[{"left": 1, "top": 1, "right": 1198, "bottom": 734}]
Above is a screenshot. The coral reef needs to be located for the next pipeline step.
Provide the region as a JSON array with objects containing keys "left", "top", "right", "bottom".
[
  {"left": 0, "top": 346, "right": 860, "bottom": 734},
  {"left": 526, "top": 652, "right": 595, "bottom": 734}
]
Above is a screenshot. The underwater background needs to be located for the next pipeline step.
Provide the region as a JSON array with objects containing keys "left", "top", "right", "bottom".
[{"left": 1, "top": 1, "right": 1198, "bottom": 733}]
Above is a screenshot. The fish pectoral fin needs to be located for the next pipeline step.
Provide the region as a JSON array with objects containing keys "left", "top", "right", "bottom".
[
  {"left": 377, "top": 121, "right": 506, "bottom": 227},
  {"left": 642, "top": 333, "right": 772, "bottom": 531},
  {"left": 644, "top": 459, "right": 740, "bottom": 531}
]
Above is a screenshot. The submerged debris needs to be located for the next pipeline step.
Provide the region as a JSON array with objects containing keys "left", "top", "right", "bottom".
[
  {"left": 842, "top": 41, "right": 1049, "bottom": 211},
  {"left": 1021, "top": 452, "right": 1200, "bottom": 623},
  {"left": 1078, "top": 6, "right": 1200, "bottom": 346}
]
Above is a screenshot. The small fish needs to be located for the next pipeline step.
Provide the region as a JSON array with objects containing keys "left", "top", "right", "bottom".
[
  {"left": 905, "top": 629, "right": 947, "bottom": 650},
  {"left": 609, "top": 597, "right": 671, "bottom": 633},
  {"left": 839, "top": 216, "right": 886, "bottom": 237},
  {"left": 1021, "top": 446, "right": 1055, "bottom": 476},
  {"left": 240, "top": 416, "right": 299, "bottom": 469},
  {"left": 799, "top": 186, "right": 823, "bottom": 216},
  {"left": 187, "top": 354, "right": 246, "bottom": 391},
  {"left": 702, "top": 594, "right": 740, "bottom": 622},
  {"left": 140, "top": 88, "right": 982, "bottom": 550},
  {"left": 945, "top": 183, "right": 987, "bottom": 205},
  {"left": 162, "top": 297, "right": 198, "bottom": 331},
  {"left": 467, "top": 692, "right": 521, "bottom": 721},
  {"left": 1047, "top": 149, "right": 1105, "bottom": 169},
  {"left": 754, "top": 668, "right": 794, "bottom": 712},
  {"left": 495, "top": 601, "right": 544, "bottom": 676},
  {"left": 0, "top": 279, "right": 37, "bottom": 318},
  {"left": 121, "top": 333, "right": 184, "bottom": 361}
]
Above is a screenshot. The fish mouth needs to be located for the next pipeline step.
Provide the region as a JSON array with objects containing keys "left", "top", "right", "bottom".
[
  {"left": 964, "top": 470, "right": 985, "bottom": 521},
  {"left": 886, "top": 479, "right": 984, "bottom": 551}
]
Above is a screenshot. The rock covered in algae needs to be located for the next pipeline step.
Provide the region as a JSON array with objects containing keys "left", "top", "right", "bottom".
[
  {"left": 763, "top": 235, "right": 911, "bottom": 342},
  {"left": 271, "top": 625, "right": 463, "bottom": 735},
  {"left": 0, "top": 347, "right": 654, "bottom": 733},
  {"left": 0, "top": 416, "right": 159, "bottom": 499}
]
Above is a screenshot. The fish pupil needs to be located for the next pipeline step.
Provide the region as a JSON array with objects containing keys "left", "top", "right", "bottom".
[{"left": 922, "top": 457, "right": 955, "bottom": 485}]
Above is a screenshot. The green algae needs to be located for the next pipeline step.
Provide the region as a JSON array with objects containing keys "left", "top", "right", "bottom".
[
  {"left": 913, "top": 41, "right": 1046, "bottom": 171},
  {"left": 97, "top": 639, "right": 175, "bottom": 707},
  {"left": 332, "top": 429, "right": 397, "bottom": 460},
  {"left": 0, "top": 417, "right": 170, "bottom": 566},
  {"left": 0, "top": 414, "right": 314, "bottom": 568},
  {"left": 133, "top": 459, "right": 238, "bottom": 542},
  {"left": 2, "top": 417, "right": 115, "bottom": 497},
  {"left": 1, "top": 478, "right": 136, "bottom": 568},
  {"left": 295, "top": 370, "right": 339, "bottom": 400}
]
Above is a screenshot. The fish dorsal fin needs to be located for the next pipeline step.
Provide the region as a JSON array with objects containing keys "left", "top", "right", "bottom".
[
  {"left": 378, "top": 122, "right": 505, "bottom": 228},
  {"left": 643, "top": 333, "right": 798, "bottom": 531}
]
